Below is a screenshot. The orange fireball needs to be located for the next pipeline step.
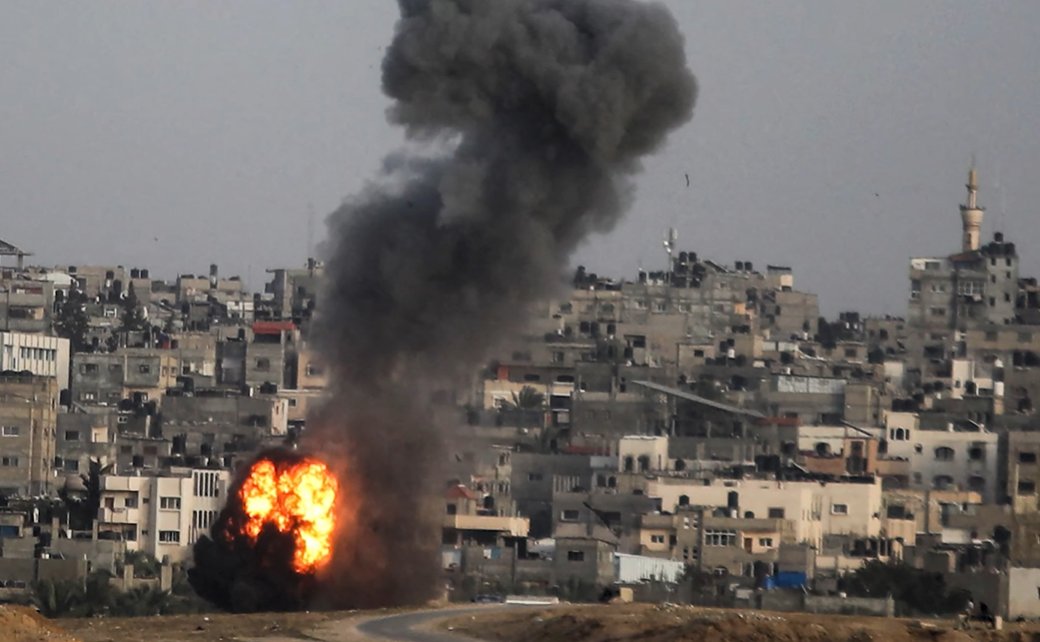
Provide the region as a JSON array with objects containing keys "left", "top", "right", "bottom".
[{"left": 237, "top": 457, "right": 338, "bottom": 574}]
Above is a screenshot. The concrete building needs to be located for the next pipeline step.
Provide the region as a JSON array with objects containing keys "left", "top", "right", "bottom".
[
  {"left": 72, "top": 349, "right": 179, "bottom": 407},
  {"left": 97, "top": 468, "right": 229, "bottom": 562},
  {"left": 646, "top": 476, "right": 884, "bottom": 549},
  {"left": 442, "top": 484, "right": 529, "bottom": 547},
  {"left": 159, "top": 392, "right": 288, "bottom": 460},
  {"left": 0, "top": 331, "right": 70, "bottom": 392},
  {"left": 884, "top": 411, "right": 999, "bottom": 502},
  {"left": 0, "top": 277, "right": 56, "bottom": 334},
  {"left": 245, "top": 321, "right": 297, "bottom": 389},
  {"left": 1005, "top": 431, "right": 1040, "bottom": 514},
  {"left": 0, "top": 373, "right": 59, "bottom": 496}
]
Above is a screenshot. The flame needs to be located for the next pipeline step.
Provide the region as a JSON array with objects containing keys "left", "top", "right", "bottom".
[{"left": 237, "top": 457, "right": 338, "bottom": 574}]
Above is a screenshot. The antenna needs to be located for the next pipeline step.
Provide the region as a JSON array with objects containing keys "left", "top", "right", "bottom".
[
  {"left": 307, "top": 203, "right": 316, "bottom": 261},
  {"left": 662, "top": 227, "right": 677, "bottom": 267},
  {"left": 993, "top": 159, "right": 1008, "bottom": 235}
]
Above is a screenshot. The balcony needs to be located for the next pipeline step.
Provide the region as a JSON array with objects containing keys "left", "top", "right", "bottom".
[{"left": 442, "top": 514, "right": 529, "bottom": 538}]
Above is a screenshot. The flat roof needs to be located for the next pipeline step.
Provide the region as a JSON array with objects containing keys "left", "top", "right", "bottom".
[{"left": 631, "top": 380, "right": 765, "bottom": 418}]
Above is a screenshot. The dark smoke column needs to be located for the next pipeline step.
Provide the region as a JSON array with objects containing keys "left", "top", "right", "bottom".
[{"left": 311, "top": 0, "right": 696, "bottom": 607}]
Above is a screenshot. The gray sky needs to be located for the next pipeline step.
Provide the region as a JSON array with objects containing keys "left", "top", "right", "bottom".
[{"left": 2, "top": 1, "right": 1039, "bottom": 316}]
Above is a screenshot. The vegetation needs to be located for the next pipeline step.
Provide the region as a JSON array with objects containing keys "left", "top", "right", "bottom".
[
  {"left": 58, "top": 458, "right": 113, "bottom": 530},
  {"left": 498, "top": 386, "right": 546, "bottom": 412},
  {"left": 119, "top": 282, "right": 149, "bottom": 333},
  {"left": 32, "top": 557, "right": 210, "bottom": 618},
  {"left": 53, "top": 287, "right": 91, "bottom": 352},
  {"left": 840, "top": 560, "right": 972, "bottom": 615}
]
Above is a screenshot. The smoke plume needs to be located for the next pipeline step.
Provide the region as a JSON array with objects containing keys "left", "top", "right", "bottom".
[{"left": 309, "top": 0, "right": 696, "bottom": 607}]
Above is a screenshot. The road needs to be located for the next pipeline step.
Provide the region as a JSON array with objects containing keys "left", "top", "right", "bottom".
[{"left": 355, "top": 605, "right": 519, "bottom": 642}]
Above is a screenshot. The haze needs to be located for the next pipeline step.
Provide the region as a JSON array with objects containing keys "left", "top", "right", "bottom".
[{"left": 2, "top": 1, "right": 1039, "bottom": 315}]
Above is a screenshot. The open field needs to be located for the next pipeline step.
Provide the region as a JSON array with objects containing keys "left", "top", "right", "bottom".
[{"left": 442, "top": 603, "right": 1040, "bottom": 642}]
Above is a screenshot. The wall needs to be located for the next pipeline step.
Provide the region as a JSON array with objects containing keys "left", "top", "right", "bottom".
[{"left": 1008, "top": 567, "right": 1040, "bottom": 619}]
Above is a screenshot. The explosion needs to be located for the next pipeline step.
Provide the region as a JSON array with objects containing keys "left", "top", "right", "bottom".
[
  {"left": 236, "top": 458, "right": 338, "bottom": 574},
  {"left": 189, "top": 449, "right": 348, "bottom": 612}
]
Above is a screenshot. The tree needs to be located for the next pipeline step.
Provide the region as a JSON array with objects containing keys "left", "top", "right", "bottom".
[
  {"left": 841, "top": 560, "right": 965, "bottom": 615},
  {"left": 499, "top": 386, "right": 546, "bottom": 412},
  {"left": 61, "top": 458, "right": 113, "bottom": 530},
  {"left": 120, "top": 282, "right": 148, "bottom": 333},
  {"left": 54, "top": 287, "right": 90, "bottom": 352}
]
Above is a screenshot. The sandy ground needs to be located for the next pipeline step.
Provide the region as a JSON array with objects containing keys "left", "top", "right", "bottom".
[
  {"left": 71, "top": 609, "right": 369, "bottom": 642},
  {"left": 441, "top": 603, "right": 1040, "bottom": 642},
  {"left": 3, "top": 604, "right": 82, "bottom": 642}
]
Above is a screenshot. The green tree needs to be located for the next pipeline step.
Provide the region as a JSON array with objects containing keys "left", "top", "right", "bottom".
[
  {"left": 120, "top": 282, "right": 148, "bottom": 333},
  {"left": 842, "top": 560, "right": 961, "bottom": 615},
  {"left": 499, "top": 386, "right": 546, "bottom": 411},
  {"left": 60, "top": 458, "right": 114, "bottom": 530},
  {"left": 54, "top": 288, "right": 90, "bottom": 352},
  {"left": 32, "top": 578, "right": 85, "bottom": 618}
]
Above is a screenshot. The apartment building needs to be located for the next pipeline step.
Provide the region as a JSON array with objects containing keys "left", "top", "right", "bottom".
[
  {"left": 0, "top": 331, "right": 70, "bottom": 391},
  {"left": 0, "top": 373, "right": 59, "bottom": 496},
  {"left": 97, "top": 468, "right": 229, "bottom": 562}
]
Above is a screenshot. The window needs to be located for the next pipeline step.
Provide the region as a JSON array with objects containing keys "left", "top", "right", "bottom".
[
  {"left": 64, "top": 430, "right": 80, "bottom": 442},
  {"left": 705, "top": 529, "right": 737, "bottom": 547},
  {"left": 1, "top": 456, "right": 20, "bottom": 467},
  {"left": 930, "top": 307, "right": 946, "bottom": 317},
  {"left": 560, "top": 509, "right": 580, "bottom": 522},
  {"left": 650, "top": 535, "right": 665, "bottom": 544},
  {"left": 527, "top": 472, "right": 543, "bottom": 482},
  {"left": 138, "top": 364, "right": 151, "bottom": 374},
  {"left": 63, "top": 459, "right": 78, "bottom": 473},
  {"left": 914, "top": 444, "right": 923, "bottom": 454},
  {"left": 758, "top": 538, "right": 774, "bottom": 547},
  {"left": 160, "top": 497, "right": 181, "bottom": 510},
  {"left": 1, "top": 426, "right": 20, "bottom": 437},
  {"left": 933, "top": 475, "right": 955, "bottom": 490},
  {"left": 80, "top": 363, "right": 99, "bottom": 374},
  {"left": 305, "top": 364, "right": 324, "bottom": 377},
  {"left": 552, "top": 351, "right": 565, "bottom": 364},
  {"left": 767, "top": 507, "right": 785, "bottom": 519},
  {"left": 1019, "top": 452, "right": 1038, "bottom": 464},
  {"left": 445, "top": 503, "right": 457, "bottom": 516},
  {"left": 1018, "top": 481, "right": 1037, "bottom": 495},
  {"left": 934, "top": 447, "right": 955, "bottom": 462},
  {"left": 844, "top": 348, "right": 857, "bottom": 358},
  {"left": 968, "top": 446, "right": 985, "bottom": 461},
  {"left": 125, "top": 496, "right": 138, "bottom": 509},
  {"left": 158, "top": 530, "right": 180, "bottom": 543},
  {"left": 567, "top": 550, "right": 585, "bottom": 562},
  {"left": 831, "top": 504, "right": 849, "bottom": 515},
  {"left": 1019, "top": 332, "right": 1033, "bottom": 343},
  {"left": 985, "top": 331, "right": 998, "bottom": 342}
]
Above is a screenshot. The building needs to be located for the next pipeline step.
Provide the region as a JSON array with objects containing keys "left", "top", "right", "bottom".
[
  {"left": 0, "top": 373, "right": 59, "bottom": 496},
  {"left": 884, "top": 411, "right": 999, "bottom": 502},
  {"left": 71, "top": 349, "right": 179, "bottom": 407},
  {"left": 97, "top": 468, "right": 229, "bottom": 562},
  {"left": 1005, "top": 431, "right": 1040, "bottom": 514},
  {"left": 0, "top": 331, "right": 70, "bottom": 392}
]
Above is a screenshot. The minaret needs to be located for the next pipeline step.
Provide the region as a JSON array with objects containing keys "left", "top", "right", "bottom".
[{"left": 959, "top": 167, "right": 985, "bottom": 252}]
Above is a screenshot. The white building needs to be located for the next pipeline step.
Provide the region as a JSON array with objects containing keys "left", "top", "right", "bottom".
[
  {"left": 884, "top": 411, "right": 999, "bottom": 503},
  {"left": 0, "top": 331, "right": 70, "bottom": 392},
  {"left": 618, "top": 435, "right": 669, "bottom": 473},
  {"left": 614, "top": 552, "right": 684, "bottom": 584},
  {"left": 97, "top": 468, "right": 229, "bottom": 562},
  {"left": 646, "top": 476, "right": 884, "bottom": 549}
]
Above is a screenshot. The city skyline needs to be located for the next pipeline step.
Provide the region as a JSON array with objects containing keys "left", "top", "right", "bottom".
[{"left": 2, "top": 1, "right": 1039, "bottom": 316}]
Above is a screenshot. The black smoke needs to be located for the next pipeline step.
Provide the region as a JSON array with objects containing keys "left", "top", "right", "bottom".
[
  {"left": 308, "top": 0, "right": 696, "bottom": 607},
  {"left": 189, "top": 449, "right": 320, "bottom": 613}
]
